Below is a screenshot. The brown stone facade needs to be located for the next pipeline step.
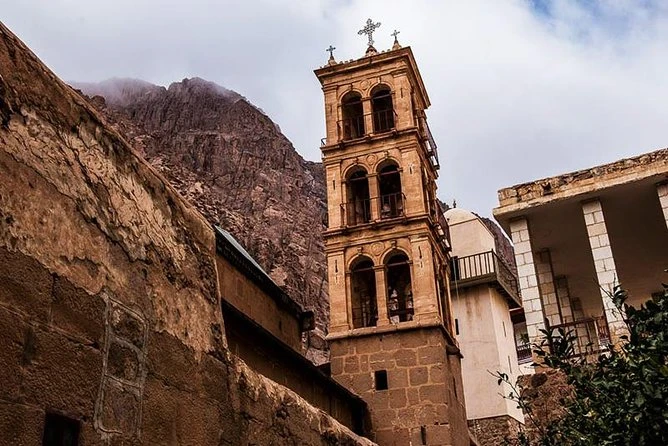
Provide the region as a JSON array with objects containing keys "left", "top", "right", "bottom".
[
  {"left": 517, "top": 370, "right": 571, "bottom": 442},
  {"left": 468, "top": 415, "right": 522, "bottom": 446},
  {"left": 330, "top": 327, "right": 469, "bottom": 445}
]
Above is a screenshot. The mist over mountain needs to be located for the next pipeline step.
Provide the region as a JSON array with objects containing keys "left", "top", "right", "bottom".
[{"left": 76, "top": 77, "right": 330, "bottom": 360}]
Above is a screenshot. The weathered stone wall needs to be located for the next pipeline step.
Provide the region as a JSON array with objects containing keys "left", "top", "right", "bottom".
[
  {"left": 330, "top": 328, "right": 469, "bottom": 445},
  {"left": 517, "top": 370, "right": 571, "bottom": 442},
  {"left": 0, "top": 20, "right": 373, "bottom": 446},
  {"left": 468, "top": 415, "right": 522, "bottom": 446}
]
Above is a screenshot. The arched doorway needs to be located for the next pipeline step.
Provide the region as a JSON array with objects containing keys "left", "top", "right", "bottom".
[
  {"left": 386, "top": 252, "right": 413, "bottom": 323},
  {"left": 341, "top": 91, "right": 365, "bottom": 140},
  {"left": 350, "top": 257, "right": 378, "bottom": 328},
  {"left": 346, "top": 167, "right": 371, "bottom": 225},
  {"left": 378, "top": 162, "right": 404, "bottom": 219},
  {"left": 371, "top": 86, "right": 395, "bottom": 133}
]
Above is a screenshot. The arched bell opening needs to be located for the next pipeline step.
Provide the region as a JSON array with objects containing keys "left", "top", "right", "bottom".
[
  {"left": 341, "top": 92, "right": 365, "bottom": 140},
  {"left": 385, "top": 252, "right": 413, "bottom": 323},
  {"left": 371, "top": 86, "right": 395, "bottom": 133},
  {"left": 377, "top": 162, "right": 404, "bottom": 219},
  {"left": 350, "top": 257, "right": 378, "bottom": 328},
  {"left": 346, "top": 167, "right": 371, "bottom": 225}
]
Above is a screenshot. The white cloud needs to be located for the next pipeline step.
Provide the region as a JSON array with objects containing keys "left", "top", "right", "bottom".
[{"left": 2, "top": 0, "right": 666, "bottom": 216}]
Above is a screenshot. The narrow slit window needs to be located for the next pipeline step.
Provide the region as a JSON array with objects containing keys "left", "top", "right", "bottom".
[{"left": 374, "top": 370, "right": 388, "bottom": 390}]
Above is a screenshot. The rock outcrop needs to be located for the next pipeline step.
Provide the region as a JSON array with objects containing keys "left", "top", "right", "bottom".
[{"left": 74, "top": 78, "right": 330, "bottom": 340}]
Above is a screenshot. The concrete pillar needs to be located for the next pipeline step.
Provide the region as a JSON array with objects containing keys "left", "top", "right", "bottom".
[
  {"left": 657, "top": 183, "right": 668, "bottom": 229},
  {"left": 535, "top": 250, "right": 561, "bottom": 327},
  {"left": 509, "top": 218, "right": 545, "bottom": 345},
  {"left": 554, "top": 276, "right": 575, "bottom": 324},
  {"left": 581, "top": 199, "right": 627, "bottom": 343},
  {"left": 374, "top": 266, "right": 389, "bottom": 326}
]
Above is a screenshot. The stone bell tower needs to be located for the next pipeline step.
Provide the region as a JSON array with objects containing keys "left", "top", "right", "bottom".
[{"left": 314, "top": 21, "right": 470, "bottom": 446}]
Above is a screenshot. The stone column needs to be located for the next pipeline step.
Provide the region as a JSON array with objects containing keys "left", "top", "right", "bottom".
[
  {"left": 657, "top": 182, "right": 668, "bottom": 229},
  {"left": 363, "top": 98, "right": 373, "bottom": 136},
  {"left": 581, "top": 199, "right": 627, "bottom": 343},
  {"left": 367, "top": 173, "right": 380, "bottom": 221},
  {"left": 374, "top": 265, "right": 389, "bottom": 326},
  {"left": 554, "top": 276, "right": 575, "bottom": 324},
  {"left": 535, "top": 250, "right": 562, "bottom": 327},
  {"left": 509, "top": 218, "right": 545, "bottom": 346}
]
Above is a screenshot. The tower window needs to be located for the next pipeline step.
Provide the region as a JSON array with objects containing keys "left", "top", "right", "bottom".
[
  {"left": 350, "top": 257, "right": 378, "bottom": 328},
  {"left": 371, "top": 86, "right": 395, "bottom": 133},
  {"left": 341, "top": 92, "right": 365, "bottom": 140},
  {"left": 42, "top": 413, "right": 80, "bottom": 446},
  {"left": 377, "top": 162, "right": 403, "bottom": 219},
  {"left": 386, "top": 252, "right": 413, "bottom": 323},
  {"left": 374, "top": 370, "right": 388, "bottom": 390},
  {"left": 345, "top": 168, "right": 371, "bottom": 226}
]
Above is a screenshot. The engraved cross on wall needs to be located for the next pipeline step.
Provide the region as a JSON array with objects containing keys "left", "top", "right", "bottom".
[{"left": 358, "top": 18, "right": 381, "bottom": 47}]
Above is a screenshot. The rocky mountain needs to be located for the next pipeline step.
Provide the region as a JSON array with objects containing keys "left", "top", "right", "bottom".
[{"left": 74, "top": 78, "right": 329, "bottom": 347}]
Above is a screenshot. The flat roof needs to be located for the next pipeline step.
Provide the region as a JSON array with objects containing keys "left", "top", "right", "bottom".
[{"left": 494, "top": 147, "right": 668, "bottom": 222}]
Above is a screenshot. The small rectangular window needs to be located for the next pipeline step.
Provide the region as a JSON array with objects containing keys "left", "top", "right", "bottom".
[
  {"left": 42, "top": 413, "right": 80, "bottom": 446},
  {"left": 455, "top": 318, "right": 460, "bottom": 335},
  {"left": 374, "top": 370, "right": 388, "bottom": 390}
]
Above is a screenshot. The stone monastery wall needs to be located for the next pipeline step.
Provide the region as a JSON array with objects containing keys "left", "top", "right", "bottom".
[{"left": 0, "top": 21, "right": 372, "bottom": 446}]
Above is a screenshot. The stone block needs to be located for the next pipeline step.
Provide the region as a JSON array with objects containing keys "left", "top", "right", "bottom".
[
  {"left": 22, "top": 326, "right": 102, "bottom": 418},
  {"left": 0, "top": 400, "right": 44, "bottom": 446},
  {"left": 429, "top": 364, "right": 446, "bottom": 384},
  {"left": 395, "top": 349, "right": 417, "bottom": 367},
  {"left": 52, "top": 275, "right": 105, "bottom": 344},
  {"left": 425, "top": 423, "right": 452, "bottom": 445},
  {"left": 98, "top": 378, "right": 141, "bottom": 435},
  {"left": 419, "top": 384, "right": 447, "bottom": 404},
  {"left": 409, "top": 366, "right": 428, "bottom": 386},
  {"left": 417, "top": 345, "right": 444, "bottom": 365},
  {"left": 355, "top": 337, "right": 381, "bottom": 354},
  {"left": 344, "top": 355, "right": 360, "bottom": 374},
  {"left": 389, "top": 388, "right": 407, "bottom": 409},
  {"left": 407, "top": 387, "right": 420, "bottom": 405},
  {"left": 372, "top": 409, "right": 396, "bottom": 429},
  {"left": 351, "top": 372, "right": 372, "bottom": 395},
  {"left": 109, "top": 304, "right": 145, "bottom": 348},
  {"left": 107, "top": 341, "right": 141, "bottom": 383},
  {"left": 0, "top": 247, "right": 52, "bottom": 321},
  {"left": 0, "top": 307, "right": 26, "bottom": 400},
  {"left": 399, "top": 332, "right": 427, "bottom": 349},
  {"left": 389, "top": 368, "right": 408, "bottom": 388}
]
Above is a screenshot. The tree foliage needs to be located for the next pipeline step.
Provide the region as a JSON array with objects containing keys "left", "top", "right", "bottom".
[{"left": 496, "top": 284, "right": 668, "bottom": 445}]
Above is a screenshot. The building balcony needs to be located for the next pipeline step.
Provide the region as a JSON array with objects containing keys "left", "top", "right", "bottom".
[
  {"left": 451, "top": 250, "right": 520, "bottom": 307},
  {"left": 342, "top": 193, "right": 406, "bottom": 227},
  {"left": 547, "top": 316, "right": 610, "bottom": 360}
]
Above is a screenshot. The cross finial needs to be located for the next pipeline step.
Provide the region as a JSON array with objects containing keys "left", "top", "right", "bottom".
[
  {"left": 391, "top": 29, "right": 400, "bottom": 41},
  {"left": 326, "top": 45, "right": 336, "bottom": 59},
  {"left": 391, "top": 29, "right": 401, "bottom": 50},
  {"left": 358, "top": 18, "right": 381, "bottom": 47}
]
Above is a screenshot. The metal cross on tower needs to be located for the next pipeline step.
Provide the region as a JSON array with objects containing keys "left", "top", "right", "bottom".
[
  {"left": 326, "top": 45, "right": 336, "bottom": 58},
  {"left": 391, "top": 29, "right": 400, "bottom": 42},
  {"left": 358, "top": 18, "right": 381, "bottom": 47}
]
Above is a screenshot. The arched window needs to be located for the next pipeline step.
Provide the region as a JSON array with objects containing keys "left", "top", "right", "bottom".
[
  {"left": 346, "top": 167, "right": 371, "bottom": 225},
  {"left": 350, "top": 257, "right": 378, "bottom": 328},
  {"left": 341, "top": 92, "right": 365, "bottom": 140},
  {"left": 386, "top": 252, "right": 413, "bottom": 323},
  {"left": 378, "top": 162, "right": 404, "bottom": 219},
  {"left": 371, "top": 86, "right": 395, "bottom": 133}
]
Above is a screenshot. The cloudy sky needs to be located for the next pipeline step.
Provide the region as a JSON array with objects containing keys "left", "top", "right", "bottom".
[{"left": 3, "top": 0, "right": 667, "bottom": 216}]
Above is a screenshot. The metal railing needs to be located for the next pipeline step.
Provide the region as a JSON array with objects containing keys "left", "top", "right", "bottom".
[
  {"left": 339, "top": 115, "right": 366, "bottom": 141},
  {"left": 451, "top": 250, "right": 519, "bottom": 299},
  {"left": 379, "top": 192, "right": 405, "bottom": 220},
  {"left": 342, "top": 194, "right": 406, "bottom": 227},
  {"left": 372, "top": 109, "right": 395, "bottom": 133},
  {"left": 352, "top": 300, "right": 378, "bottom": 329},
  {"left": 548, "top": 316, "right": 610, "bottom": 359},
  {"left": 343, "top": 199, "right": 372, "bottom": 226},
  {"left": 516, "top": 343, "right": 533, "bottom": 364},
  {"left": 430, "top": 205, "right": 451, "bottom": 253}
]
